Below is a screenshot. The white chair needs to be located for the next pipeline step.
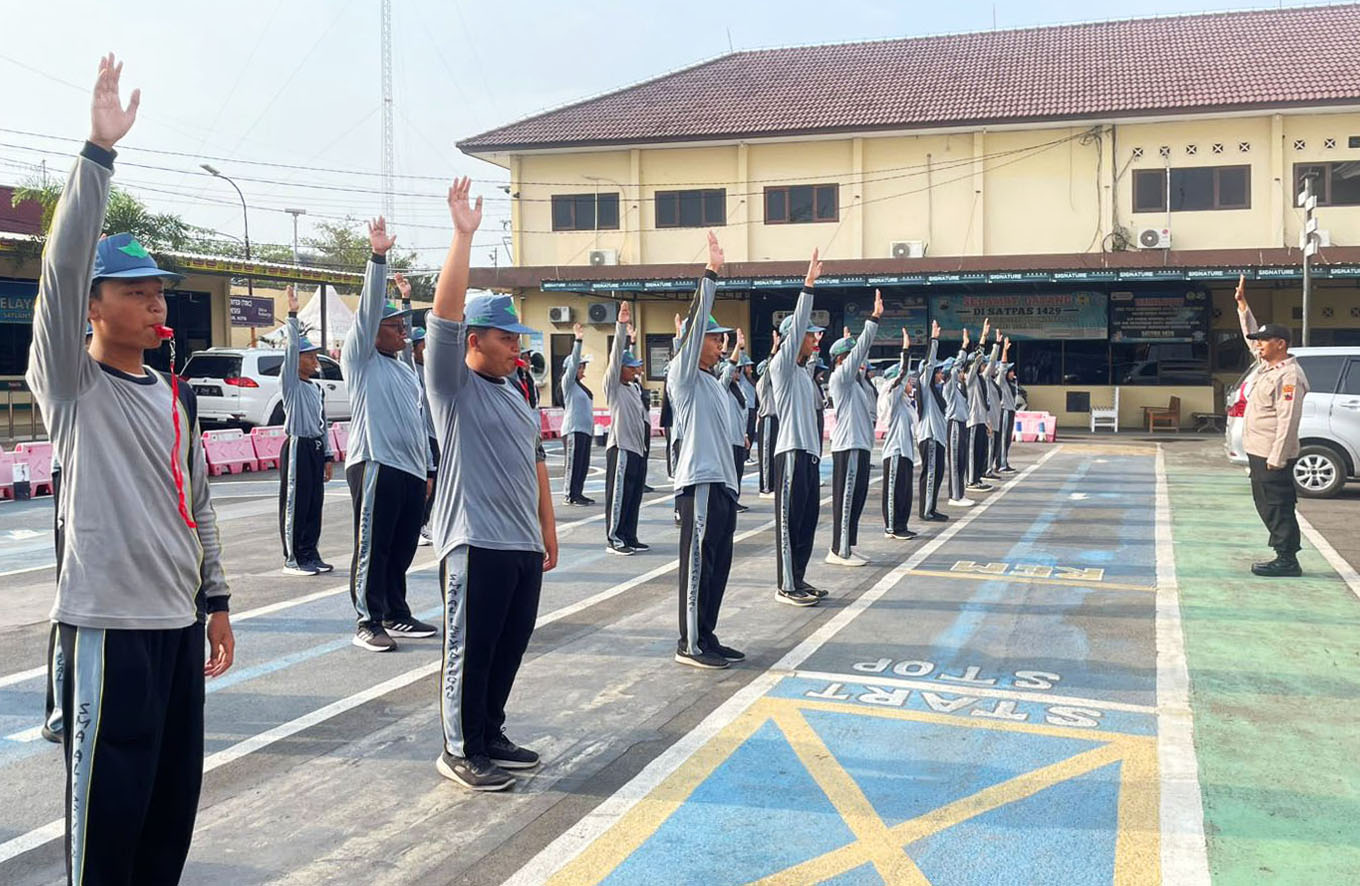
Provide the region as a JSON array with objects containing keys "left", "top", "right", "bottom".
[{"left": 1090, "top": 387, "right": 1120, "bottom": 433}]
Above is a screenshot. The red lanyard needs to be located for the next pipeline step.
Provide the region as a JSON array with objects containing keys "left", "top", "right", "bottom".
[{"left": 156, "top": 325, "right": 197, "bottom": 530}]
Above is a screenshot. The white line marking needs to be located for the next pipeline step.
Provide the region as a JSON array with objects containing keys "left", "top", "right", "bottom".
[
  {"left": 1153, "top": 444, "right": 1212, "bottom": 885},
  {"left": 0, "top": 563, "right": 55, "bottom": 578},
  {"left": 0, "top": 665, "right": 46, "bottom": 690},
  {"left": 503, "top": 447, "right": 1063, "bottom": 885},
  {"left": 2, "top": 725, "right": 42, "bottom": 743},
  {"left": 1298, "top": 511, "right": 1360, "bottom": 602},
  {"left": 789, "top": 669, "right": 1157, "bottom": 715}
]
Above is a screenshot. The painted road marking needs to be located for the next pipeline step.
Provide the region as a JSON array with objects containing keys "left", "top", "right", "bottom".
[
  {"left": 792, "top": 669, "right": 1157, "bottom": 715},
  {"left": 505, "top": 447, "right": 1063, "bottom": 886},
  {"left": 907, "top": 566, "right": 1155, "bottom": 593},
  {"left": 1298, "top": 511, "right": 1360, "bottom": 602},
  {"left": 949, "top": 560, "right": 1107, "bottom": 581}
]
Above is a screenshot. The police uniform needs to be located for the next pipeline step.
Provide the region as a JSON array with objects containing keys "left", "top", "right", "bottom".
[{"left": 1240, "top": 316, "right": 1311, "bottom": 576}]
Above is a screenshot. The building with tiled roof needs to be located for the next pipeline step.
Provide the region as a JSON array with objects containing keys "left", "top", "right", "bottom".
[{"left": 459, "top": 6, "right": 1360, "bottom": 429}]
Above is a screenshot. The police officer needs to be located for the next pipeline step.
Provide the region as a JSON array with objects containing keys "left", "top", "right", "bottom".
[
  {"left": 560, "top": 324, "right": 595, "bottom": 506},
  {"left": 1236, "top": 278, "right": 1310, "bottom": 577}
]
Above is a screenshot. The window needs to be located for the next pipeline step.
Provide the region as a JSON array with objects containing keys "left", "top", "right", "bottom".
[
  {"left": 1294, "top": 162, "right": 1360, "bottom": 206},
  {"left": 764, "top": 184, "right": 838, "bottom": 224},
  {"left": 317, "top": 356, "right": 344, "bottom": 381},
  {"left": 1294, "top": 355, "right": 1346, "bottom": 393},
  {"left": 1131, "top": 166, "right": 1251, "bottom": 212},
  {"left": 182, "top": 354, "right": 243, "bottom": 380},
  {"left": 550, "top": 193, "right": 620, "bottom": 231},
  {"left": 1061, "top": 341, "right": 1111, "bottom": 385},
  {"left": 654, "top": 189, "right": 725, "bottom": 228},
  {"left": 254, "top": 355, "right": 284, "bottom": 377},
  {"left": 1340, "top": 360, "right": 1360, "bottom": 396}
]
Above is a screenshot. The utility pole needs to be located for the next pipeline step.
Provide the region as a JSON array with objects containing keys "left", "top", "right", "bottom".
[
  {"left": 380, "top": 0, "right": 396, "bottom": 225},
  {"left": 1298, "top": 173, "right": 1320, "bottom": 347},
  {"left": 285, "top": 208, "right": 307, "bottom": 265}
]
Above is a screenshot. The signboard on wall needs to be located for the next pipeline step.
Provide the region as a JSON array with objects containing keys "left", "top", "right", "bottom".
[
  {"left": 1109, "top": 291, "right": 1209, "bottom": 343},
  {"left": 229, "top": 296, "right": 275, "bottom": 328},
  {"left": 930, "top": 293, "right": 1108, "bottom": 340},
  {"left": 0, "top": 279, "right": 37, "bottom": 324}
]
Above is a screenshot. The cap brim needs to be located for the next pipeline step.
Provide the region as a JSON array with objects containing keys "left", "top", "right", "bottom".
[
  {"left": 807, "top": 324, "right": 826, "bottom": 334},
  {"left": 299, "top": 345, "right": 323, "bottom": 354},
  {"left": 383, "top": 309, "right": 413, "bottom": 320},
  {"left": 489, "top": 321, "right": 536, "bottom": 335},
  {"left": 706, "top": 325, "right": 735, "bottom": 335},
  {"left": 624, "top": 359, "right": 645, "bottom": 368},
  {"left": 1245, "top": 331, "right": 1286, "bottom": 341},
  {"left": 95, "top": 268, "right": 185, "bottom": 284}
]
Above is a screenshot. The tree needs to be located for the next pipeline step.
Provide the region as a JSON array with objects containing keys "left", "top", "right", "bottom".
[
  {"left": 11, "top": 180, "right": 201, "bottom": 252},
  {"left": 304, "top": 217, "right": 432, "bottom": 301}
]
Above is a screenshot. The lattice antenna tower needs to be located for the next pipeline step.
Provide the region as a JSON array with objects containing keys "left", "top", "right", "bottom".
[{"left": 380, "top": 0, "right": 396, "bottom": 223}]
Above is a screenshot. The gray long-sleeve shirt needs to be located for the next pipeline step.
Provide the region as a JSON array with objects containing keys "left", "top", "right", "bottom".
[
  {"left": 738, "top": 371, "right": 757, "bottom": 416},
  {"left": 26, "top": 146, "right": 229, "bottom": 629},
  {"left": 996, "top": 361, "right": 1018, "bottom": 411},
  {"left": 966, "top": 344, "right": 999, "bottom": 427},
  {"left": 425, "top": 315, "right": 545, "bottom": 557},
  {"left": 560, "top": 340, "right": 594, "bottom": 436},
  {"left": 719, "top": 360, "right": 748, "bottom": 447},
  {"left": 755, "top": 366, "right": 775, "bottom": 419},
  {"left": 944, "top": 349, "right": 969, "bottom": 423},
  {"left": 282, "top": 315, "right": 333, "bottom": 456},
  {"left": 669, "top": 272, "right": 739, "bottom": 495},
  {"left": 771, "top": 288, "right": 822, "bottom": 457},
  {"left": 878, "top": 350, "right": 916, "bottom": 462},
  {"left": 342, "top": 259, "right": 431, "bottom": 480},
  {"left": 605, "top": 322, "right": 649, "bottom": 455},
  {"left": 917, "top": 340, "right": 949, "bottom": 444},
  {"left": 829, "top": 319, "right": 879, "bottom": 453}
]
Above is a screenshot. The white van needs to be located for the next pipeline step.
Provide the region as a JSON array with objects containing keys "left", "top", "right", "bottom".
[
  {"left": 181, "top": 348, "right": 351, "bottom": 428},
  {"left": 1224, "top": 346, "right": 1360, "bottom": 498}
]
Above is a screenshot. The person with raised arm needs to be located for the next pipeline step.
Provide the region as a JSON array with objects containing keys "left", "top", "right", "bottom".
[
  {"left": 393, "top": 271, "right": 441, "bottom": 545},
  {"left": 915, "top": 320, "right": 950, "bottom": 521},
  {"left": 26, "top": 55, "right": 233, "bottom": 885},
  {"left": 426, "top": 177, "right": 558, "bottom": 790},
  {"left": 278, "top": 284, "right": 335, "bottom": 576},
  {"left": 770, "top": 250, "right": 829, "bottom": 605},
  {"left": 965, "top": 318, "right": 999, "bottom": 491},
  {"left": 668, "top": 231, "right": 745, "bottom": 669},
  {"left": 559, "top": 321, "right": 595, "bottom": 505},
  {"left": 755, "top": 329, "right": 780, "bottom": 498},
  {"left": 993, "top": 335, "right": 1018, "bottom": 473},
  {"left": 825, "top": 290, "right": 883, "bottom": 566},
  {"left": 719, "top": 328, "right": 752, "bottom": 512},
  {"left": 878, "top": 328, "right": 922, "bottom": 541},
  {"left": 944, "top": 327, "right": 973, "bottom": 507},
  {"left": 603, "top": 301, "right": 651, "bottom": 555},
  {"left": 341, "top": 215, "right": 436, "bottom": 651}
]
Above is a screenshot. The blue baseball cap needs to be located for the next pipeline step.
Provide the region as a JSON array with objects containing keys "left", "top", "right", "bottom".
[
  {"left": 621, "top": 351, "right": 644, "bottom": 368},
  {"left": 814, "top": 357, "right": 830, "bottom": 371},
  {"left": 738, "top": 353, "right": 753, "bottom": 366},
  {"left": 464, "top": 293, "right": 536, "bottom": 334},
  {"left": 680, "top": 313, "right": 734, "bottom": 338},
  {"left": 410, "top": 326, "right": 427, "bottom": 343},
  {"left": 779, "top": 313, "right": 826, "bottom": 339},
  {"left": 92, "top": 233, "right": 183, "bottom": 284},
  {"left": 380, "top": 302, "right": 411, "bottom": 321},
  {"left": 883, "top": 363, "right": 901, "bottom": 380},
  {"left": 829, "top": 336, "right": 855, "bottom": 358},
  {"left": 939, "top": 357, "right": 956, "bottom": 373},
  {"left": 297, "top": 336, "right": 322, "bottom": 354}
]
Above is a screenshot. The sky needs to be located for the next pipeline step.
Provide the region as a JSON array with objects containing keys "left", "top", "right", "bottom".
[{"left": 0, "top": 0, "right": 1330, "bottom": 268}]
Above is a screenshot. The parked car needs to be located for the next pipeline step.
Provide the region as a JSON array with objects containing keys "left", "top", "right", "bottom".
[
  {"left": 1224, "top": 346, "right": 1360, "bottom": 498},
  {"left": 181, "top": 348, "right": 351, "bottom": 428}
]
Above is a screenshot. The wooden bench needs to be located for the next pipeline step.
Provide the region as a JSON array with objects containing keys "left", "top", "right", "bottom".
[{"left": 1143, "top": 396, "right": 1181, "bottom": 432}]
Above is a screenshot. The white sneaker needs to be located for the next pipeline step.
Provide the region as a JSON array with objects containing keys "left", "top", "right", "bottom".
[
  {"left": 947, "top": 497, "right": 976, "bottom": 507},
  {"left": 417, "top": 527, "right": 433, "bottom": 547},
  {"left": 824, "top": 550, "right": 868, "bottom": 567},
  {"left": 281, "top": 563, "right": 319, "bottom": 577},
  {"left": 759, "top": 491, "right": 775, "bottom": 500}
]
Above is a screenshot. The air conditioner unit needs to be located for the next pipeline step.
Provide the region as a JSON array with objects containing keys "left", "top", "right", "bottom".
[
  {"left": 890, "top": 240, "right": 927, "bottom": 259},
  {"left": 589, "top": 249, "right": 618, "bottom": 266},
  {"left": 1137, "top": 227, "right": 1172, "bottom": 249},
  {"left": 587, "top": 302, "right": 620, "bottom": 324},
  {"left": 548, "top": 306, "right": 573, "bottom": 324}
]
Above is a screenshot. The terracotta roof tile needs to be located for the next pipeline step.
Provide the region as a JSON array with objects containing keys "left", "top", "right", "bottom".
[{"left": 459, "top": 5, "right": 1360, "bottom": 152}]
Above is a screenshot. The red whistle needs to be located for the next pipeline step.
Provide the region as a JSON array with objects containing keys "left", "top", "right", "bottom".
[{"left": 154, "top": 324, "right": 175, "bottom": 339}]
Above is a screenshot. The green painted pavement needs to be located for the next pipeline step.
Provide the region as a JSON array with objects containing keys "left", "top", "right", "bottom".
[{"left": 1166, "top": 451, "right": 1360, "bottom": 884}]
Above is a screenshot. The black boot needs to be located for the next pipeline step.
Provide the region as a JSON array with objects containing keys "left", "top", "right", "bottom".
[{"left": 1251, "top": 553, "right": 1301, "bottom": 577}]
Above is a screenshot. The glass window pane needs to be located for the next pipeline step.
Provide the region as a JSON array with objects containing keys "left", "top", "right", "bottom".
[
  {"left": 574, "top": 195, "right": 596, "bottom": 230},
  {"left": 1217, "top": 167, "right": 1249, "bottom": 208},
  {"left": 1171, "top": 168, "right": 1214, "bottom": 211},
  {"left": 678, "top": 190, "right": 702, "bottom": 227},
  {"left": 597, "top": 193, "right": 619, "bottom": 229},
  {"left": 1329, "top": 162, "right": 1360, "bottom": 206},
  {"left": 815, "top": 185, "right": 837, "bottom": 220},
  {"left": 1061, "top": 341, "right": 1110, "bottom": 384},
  {"left": 656, "top": 192, "right": 677, "bottom": 227},
  {"left": 765, "top": 189, "right": 786, "bottom": 222},
  {"left": 552, "top": 196, "right": 574, "bottom": 230},
  {"left": 1296, "top": 164, "right": 1328, "bottom": 204},
  {"left": 1340, "top": 360, "right": 1360, "bottom": 395},
  {"left": 789, "top": 186, "right": 814, "bottom": 223},
  {"left": 1294, "top": 355, "right": 1345, "bottom": 392},
  {"left": 1133, "top": 170, "right": 1165, "bottom": 213},
  {"left": 704, "top": 189, "right": 726, "bottom": 225}
]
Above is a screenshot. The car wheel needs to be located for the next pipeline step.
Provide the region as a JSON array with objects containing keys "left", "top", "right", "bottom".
[
  {"left": 266, "top": 403, "right": 286, "bottom": 427},
  {"left": 1293, "top": 445, "right": 1345, "bottom": 499}
]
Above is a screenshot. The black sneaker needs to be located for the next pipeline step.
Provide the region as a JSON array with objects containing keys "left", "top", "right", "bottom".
[
  {"left": 923, "top": 512, "right": 949, "bottom": 522},
  {"left": 577, "top": 495, "right": 597, "bottom": 506},
  {"left": 735, "top": 502, "right": 750, "bottom": 513},
  {"left": 384, "top": 616, "right": 438, "bottom": 639},
  {"left": 797, "top": 582, "right": 829, "bottom": 599},
  {"left": 487, "top": 731, "right": 541, "bottom": 770},
  {"left": 436, "top": 751, "right": 515, "bottom": 791},
  {"left": 983, "top": 471, "right": 1002, "bottom": 480},
  {"left": 643, "top": 484, "right": 656, "bottom": 493},
  {"left": 710, "top": 642, "right": 746, "bottom": 662},
  {"left": 353, "top": 623, "right": 396, "bottom": 652},
  {"left": 307, "top": 559, "right": 334, "bottom": 573},
  {"left": 967, "top": 482, "right": 994, "bottom": 491},
  {"left": 1251, "top": 555, "right": 1302, "bottom": 577},
  {"left": 777, "top": 588, "right": 819, "bottom": 607},
  {"left": 607, "top": 542, "right": 636, "bottom": 556},
  {"left": 999, "top": 466, "right": 1017, "bottom": 474},
  {"left": 674, "top": 647, "right": 730, "bottom": 669},
  {"left": 625, "top": 539, "right": 651, "bottom": 552},
  {"left": 40, "top": 721, "right": 62, "bottom": 744},
  {"left": 884, "top": 529, "right": 918, "bottom": 540}
]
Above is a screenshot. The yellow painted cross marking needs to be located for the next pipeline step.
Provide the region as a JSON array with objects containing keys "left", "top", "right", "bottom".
[{"left": 548, "top": 695, "right": 1160, "bottom": 886}]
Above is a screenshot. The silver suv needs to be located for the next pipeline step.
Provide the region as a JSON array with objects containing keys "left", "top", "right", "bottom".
[
  {"left": 1224, "top": 346, "right": 1360, "bottom": 498},
  {"left": 182, "top": 348, "right": 351, "bottom": 428}
]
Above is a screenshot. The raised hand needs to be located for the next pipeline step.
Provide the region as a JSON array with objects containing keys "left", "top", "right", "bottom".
[
  {"left": 1234, "top": 274, "right": 1247, "bottom": 312},
  {"left": 981, "top": 317, "right": 991, "bottom": 339},
  {"left": 89, "top": 53, "right": 140, "bottom": 151},
  {"left": 804, "top": 247, "right": 824, "bottom": 288},
  {"left": 931, "top": 319, "right": 941, "bottom": 339},
  {"left": 572, "top": 322, "right": 584, "bottom": 340},
  {"left": 618, "top": 301, "right": 632, "bottom": 326},
  {"left": 771, "top": 329, "right": 780, "bottom": 351},
  {"left": 995, "top": 328, "right": 1003, "bottom": 344},
  {"left": 447, "top": 176, "right": 483, "bottom": 235},
  {"left": 903, "top": 328, "right": 911, "bottom": 350},
  {"left": 367, "top": 217, "right": 396, "bottom": 256},
  {"left": 674, "top": 313, "right": 684, "bottom": 335},
  {"left": 962, "top": 327, "right": 971, "bottom": 348},
  {"left": 705, "top": 230, "right": 725, "bottom": 274},
  {"left": 286, "top": 284, "right": 298, "bottom": 314},
  {"left": 843, "top": 326, "right": 851, "bottom": 339},
  {"left": 872, "top": 288, "right": 884, "bottom": 319},
  {"left": 393, "top": 272, "right": 412, "bottom": 300},
  {"left": 735, "top": 328, "right": 746, "bottom": 350},
  {"left": 626, "top": 323, "right": 636, "bottom": 342}
]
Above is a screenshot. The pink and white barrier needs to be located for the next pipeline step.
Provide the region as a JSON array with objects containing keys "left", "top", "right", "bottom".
[
  {"left": 202, "top": 428, "right": 260, "bottom": 476},
  {"left": 250, "top": 426, "right": 287, "bottom": 470}
]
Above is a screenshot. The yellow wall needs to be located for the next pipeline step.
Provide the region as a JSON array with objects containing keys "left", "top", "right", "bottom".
[
  {"left": 507, "top": 110, "right": 1360, "bottom": 267},
  {"left": 1025, "top": 385, "right": 1216, "bottom": 432}
]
